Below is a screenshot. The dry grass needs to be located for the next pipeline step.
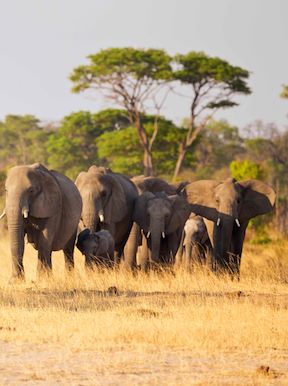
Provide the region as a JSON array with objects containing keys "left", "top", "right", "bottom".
[{"left": 0, "top": 233, "right": 287, "bottom": 385}]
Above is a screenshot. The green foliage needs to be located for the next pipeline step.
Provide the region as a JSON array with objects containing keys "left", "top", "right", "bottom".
[
  {"left": 97, "top": 117, "right": 183, "bottom": 176},
  {"left": 70, "top": 47, "right": 172, "bottom": 93},
  {"left": 191, "top": 119, "right": 244, "bottom": 178},
  {"left": 174, "top": 51, "right": 251, "bottom": 98},
  {"left": 230, "top": 159, "right": 266, "bottom": 181},
  {"left": 0, "top": 115, "right": 50, "bottom": 167},
  {"left": 280, "top": 84, "right": 288, "bottom": 98}
]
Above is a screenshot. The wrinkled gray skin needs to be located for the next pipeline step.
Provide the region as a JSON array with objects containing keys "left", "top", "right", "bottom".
[
  {"left": 131, "top": 175, "right": 188, "bottom": 196},
  {"left": 176, "top": 213, "right": 211, "bottom": 268},
  {"left": 75, "top": 166, "right": 138, "bottom": 266},
  {"left": 133, "top": 191, "right": 191, "bottom": 269},
  {"left": 76, "top": 229, "right": 115, "bottom": 268},
  {"left": 3, "top": 163, "right": 82, "bottom": 281},
  {"left": 184, "top": 178, "right": 276, "bottom": 276}
]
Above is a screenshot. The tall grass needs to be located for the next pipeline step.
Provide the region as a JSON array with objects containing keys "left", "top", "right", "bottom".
[{"left": 0, "top": 233, "right": 287, "bottom": 383}]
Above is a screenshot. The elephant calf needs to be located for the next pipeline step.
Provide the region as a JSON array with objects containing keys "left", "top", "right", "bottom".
[
  {"left": 76, "top": 229, "right": 115, "bottom": 268},
  {"left": 176, "top": 213, "right": 212, "bottom": 268}
]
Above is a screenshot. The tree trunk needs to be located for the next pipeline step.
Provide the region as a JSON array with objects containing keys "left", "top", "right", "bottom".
[
  {"left": 173, "top": 145, "right": 187, "bottom": 182},
  {"left": 143, "top": 146, "right": 154, "bottom": 176}
]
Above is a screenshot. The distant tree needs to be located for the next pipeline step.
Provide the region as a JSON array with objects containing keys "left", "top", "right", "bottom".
[
  {"left": 47, "top": 109, "right": 131, "bottom": 178},
  {"left": 70, "top": 48, "right": 172, "bottom": 176},
  {"left": 0, "top": 115, "right": 50, "bottom": 167},
  {"left": 280, "top": 84, "right": 288, "bottom": 98},
  {"left": 172, "top": 52, "right": 251, "bottom": 180},
  {"left": 191, "top": 119, "right": 244, "bottom": 179},
  {"left": 230, "top": 160, "right": 266, "bottom": 181},
  {"left": 97, "top": 116, "right": 182, "bottom": 176}
]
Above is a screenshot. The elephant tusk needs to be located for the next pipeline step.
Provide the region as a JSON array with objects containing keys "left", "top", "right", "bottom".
[
  {"left": 235, "top": 218, "right": 241, "bottom": 227},
  {"left": 0, "top": 210, "right": 6, "bottom": 220},
  {"left": 99, "top": 210, "right": 104, "bottom": 222},
  {"left": 216, "top": 218, "right": 221, "bottom": 226},
  {"left": 23, "top": 209, "right": 29, "bottom": 218},
  {"left": 147, "top": 231, "right": 151, "bottom": 238},
  {"left": 162, "top": 232, "right": 165, "bottom": 238}
]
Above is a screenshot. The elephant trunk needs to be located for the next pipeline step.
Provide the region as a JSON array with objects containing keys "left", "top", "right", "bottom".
[
  {"left": 149, "top": 218, "right": 165, "bottom": 264},
  {"left": 184, "top": 238, "right": 193, "bottom": 267},
  {"left": 6, "top": 206, "right": 25, "bottom": 278},
  {"left": 214, "top": 216, "right": 234, "bottom": 273}
]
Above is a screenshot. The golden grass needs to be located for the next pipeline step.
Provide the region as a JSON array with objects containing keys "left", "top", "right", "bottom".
[{"left": 0, "top": 233, "right": 287, "bottom": 384}]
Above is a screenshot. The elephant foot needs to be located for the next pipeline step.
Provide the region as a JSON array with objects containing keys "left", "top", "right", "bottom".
[{"left": 9, "top": 273, "right": 25, "bottom": 285}]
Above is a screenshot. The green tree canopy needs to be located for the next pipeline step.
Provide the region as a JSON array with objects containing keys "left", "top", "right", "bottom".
[
  {"left": 0, "top": 115, "right": 50, "bottom": 168},
  {"left": 70, "top": 47, "right": 173, "bottom": 176},
  {"left": 172, "top": 51, "right": 251, "bottom": 179},
  {"left": 97, "top": 116, "right": 183, "bottom": 176}
]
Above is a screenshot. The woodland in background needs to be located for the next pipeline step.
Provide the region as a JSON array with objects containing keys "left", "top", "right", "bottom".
[{"left": 1, "top": 112, "right": 288, "bottom": 239}]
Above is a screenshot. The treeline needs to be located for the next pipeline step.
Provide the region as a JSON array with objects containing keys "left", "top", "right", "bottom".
[{"left": 0, "top": 111, "right": 288, "bottom": 236}]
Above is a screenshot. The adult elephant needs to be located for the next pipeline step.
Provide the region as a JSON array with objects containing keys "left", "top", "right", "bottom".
[
  {"left": 184, "top": 178, "right": 276, "bottom": 276},
  {"left": 75, "top": 166, "right": 138, "bottom": 265},
  {"left": 133, "top": 191, "right": 191, "bottom": 268},
  {"left": 176, "top": 213, "right": 212, "bottom": 269},
  {"left": 1, "top": 163, "right": 82, "bottom": 281}
]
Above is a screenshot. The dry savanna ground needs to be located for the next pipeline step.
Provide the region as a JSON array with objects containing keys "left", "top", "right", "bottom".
[{"left": 0, "top": 232, "right": 287, "bottom": 385}]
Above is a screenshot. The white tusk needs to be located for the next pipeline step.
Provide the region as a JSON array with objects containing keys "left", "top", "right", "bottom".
[
  {"left": 162, "top": 232, "right": 165, "bottom": 238},
  {"left": 99, "top": 214, "right": 104, "bottom": 222},
  {"left": 147, "top": 231, "right": 151, "bottom": 238},
  {"left": 0, "top": 210, "right": 6, "bottom": 220},
  {"left": 23, "top": 209, "right": 29, "bottom": 218},
  {"left": 235, "top": 218, "right": 240, "bottom": 227},
  {"left": 216, "top": 218, "right": 221, "bottom": 226}
]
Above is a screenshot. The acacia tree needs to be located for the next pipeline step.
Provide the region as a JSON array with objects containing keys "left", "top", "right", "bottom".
[
  {"left": 70, "top": 48, "right": 172, "bottom": 176},
  {"left": 172, "top": 52, "right": 251, "bottom": 180}
]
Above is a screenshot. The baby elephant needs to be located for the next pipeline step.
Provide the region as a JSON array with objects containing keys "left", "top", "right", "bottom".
[
  {"left": 76, "top": 229, "right": 115, "bottom": 268},
  {"left": 176, "top": 213, "right": 211, "bottom": 268}
]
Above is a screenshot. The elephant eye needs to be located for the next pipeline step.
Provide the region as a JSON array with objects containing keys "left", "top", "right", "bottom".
[
  {"left": 28, "top": 187, "right": 34, "bottom": 194},
  {"left": 101, "top": 191, "right": 107, "bottom": 198}
]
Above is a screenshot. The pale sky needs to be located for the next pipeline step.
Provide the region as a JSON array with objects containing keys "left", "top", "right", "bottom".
[{"left": 1, "top": 0, "right": 288, "bottom": 130}]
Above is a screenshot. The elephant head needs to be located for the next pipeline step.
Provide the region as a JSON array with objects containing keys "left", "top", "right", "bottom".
[
  {"left": 75, "top": 166, "right": 127, "bottom": 233},
  {"left": 4, "top": 163, "right": 62, "bottom": 277},
  {"left": 133, "top": 192, "right": 190, "bottom": 263},
  {"left": 76, "top": 228, "right": 114, "bottom": 267},
  {"left": 185, "top": 178, "right": 276, "bottom": 273},
  {"left": 183, "top": 214, "right": 208, "bottom": 263}
]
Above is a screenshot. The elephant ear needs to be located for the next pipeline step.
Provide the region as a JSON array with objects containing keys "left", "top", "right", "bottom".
[
  {"left": 166, "top": 195, "right": 191, "bottom": 234},
  {"left": 184, "top": 180, "right": 220, "bottom": 222},
  {"left": 238, "top": 180, "right": 276, "bottom": 221},
  {"left": 29, "top": 164, "right": 62, "bottom": 218},
  {"left": 133, "top": 192, "right": 154, "bottom": 232},
  {"left": 75, "top": 171, "right": 88, "bottom": 188},
  {"left": 76, "top": 228, "right": 90, "bottom": 254},
  {"left": 104, "top": 175, "right": 127, "bottom": 224}
]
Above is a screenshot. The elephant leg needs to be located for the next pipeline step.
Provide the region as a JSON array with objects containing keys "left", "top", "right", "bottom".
[
  {"left": 63, "top": 231, "right": 77, "bottom": 271},
  {"left": 11, "top": 255, "right": 24, "bottom": 281},
  {"left": 203, "top": 219, "right": 216, "bottom": 271},
  {"left": 123, "top": 222, "right": 140, "bottom": 270},
  {"left": 37, "top": 230, "right": 53, "bottom": 277},
  {"left": 137, "top": 235, "right": 149, "bottom": 271},
  {"left": 230, "top": 222, "right": 248, "bottom": 278}
]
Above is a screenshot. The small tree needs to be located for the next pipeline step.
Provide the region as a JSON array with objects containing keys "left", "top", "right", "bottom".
[
  {"left": 70, "top": 48, "right": 172, "bottom": 176},
  {"left": 172, "top": 52, "right": 251, "bottom": 180},
  {"left": 280, "top": 84, "right": 288, "bottom": 98}
]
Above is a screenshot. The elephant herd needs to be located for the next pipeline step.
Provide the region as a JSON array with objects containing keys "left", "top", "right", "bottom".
[{"left": 0, "top": 163, "right": 276, "bottom": 282}]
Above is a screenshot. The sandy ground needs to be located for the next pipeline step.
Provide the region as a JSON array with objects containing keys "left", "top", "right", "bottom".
[{"left": 0, "top": 341, "right": 287, "bottom": 385}]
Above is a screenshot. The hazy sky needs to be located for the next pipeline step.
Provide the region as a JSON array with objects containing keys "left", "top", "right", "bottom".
[{"left": 1, "top": 0, "right": 288, "bottom": 129}]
